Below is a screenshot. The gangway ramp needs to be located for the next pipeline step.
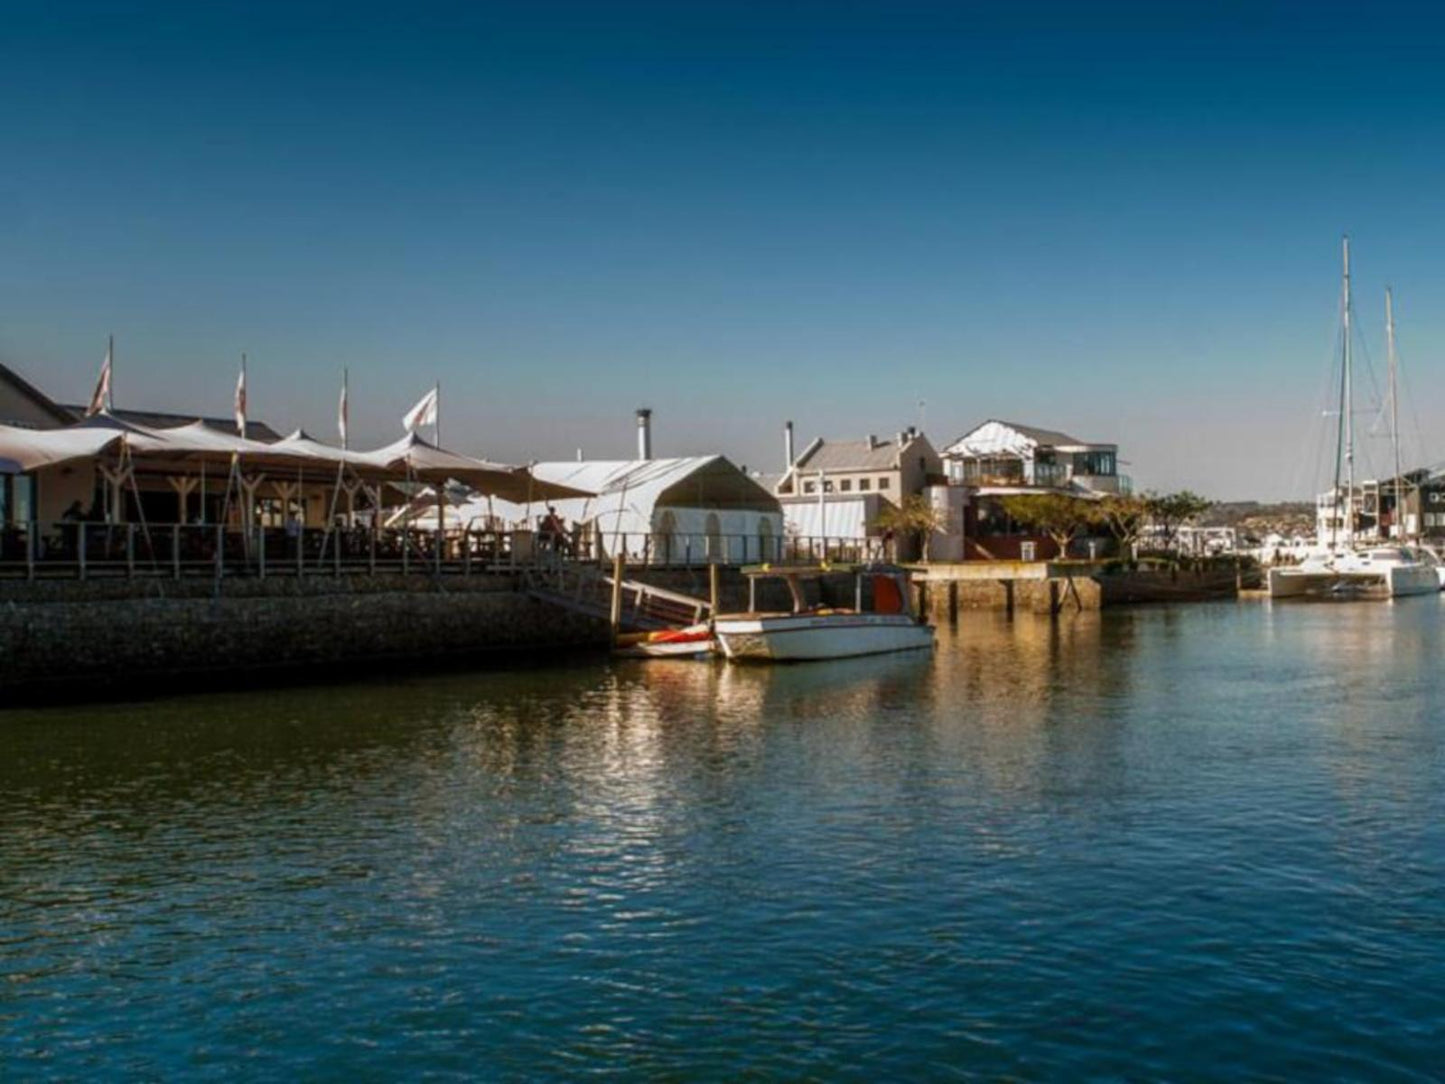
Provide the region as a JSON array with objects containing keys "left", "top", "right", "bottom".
[{"left": 524, "top": 566, "right": 711, "bottom": 632}]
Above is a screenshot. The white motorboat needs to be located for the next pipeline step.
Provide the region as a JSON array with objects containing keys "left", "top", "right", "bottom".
[
  {"left": 714, "top": 564, "right": 935, "bottom": 662},
  {"left": 1267, "top": 546, "right": 1440, "bottom": 599}
]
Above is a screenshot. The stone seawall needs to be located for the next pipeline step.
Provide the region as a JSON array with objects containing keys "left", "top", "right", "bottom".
[
  {"left": 0, "top": 575, "right": 606, "bottom": 699},
  {"left": 913, "top": 565, "right": 1239, "bottom": 619},
  {"left": 0, "top": 568, "right": 860, "bottom": 700}
]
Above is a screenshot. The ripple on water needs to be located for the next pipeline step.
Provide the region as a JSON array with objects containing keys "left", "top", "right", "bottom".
[{"left": 4, "top": 606, "right": 1445, "bottom": 1077}]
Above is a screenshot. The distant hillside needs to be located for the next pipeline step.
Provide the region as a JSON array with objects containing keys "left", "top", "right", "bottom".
[{"left": 1199, "top": 501, "right": 1313, "bottom": 539}]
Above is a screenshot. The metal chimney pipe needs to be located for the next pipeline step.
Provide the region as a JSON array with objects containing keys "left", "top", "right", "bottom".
[
  {"left": 636, "top": 407, "right": 653, "bottom": 460},
  {"left": 784, "top": 420, "right": 795, "bottom": 468}
]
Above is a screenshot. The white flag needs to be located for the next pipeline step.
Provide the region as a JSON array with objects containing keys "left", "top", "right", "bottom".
[
  {"left": 338, "top": 375, "right": 349, "bottom": 447},
  {"left": 86, "top": 341, "right": 113, "bottom": 416},
  {"left": 402, "top": 386, "right": 438, "bottom": 433},
  {"left": 234, "top": 360, "right": 248, "bottom": 436}
]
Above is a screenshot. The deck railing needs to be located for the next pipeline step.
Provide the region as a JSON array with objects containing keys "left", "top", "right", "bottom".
[{"left": 0, "top": 522, "right": 890, "bottom": 580}]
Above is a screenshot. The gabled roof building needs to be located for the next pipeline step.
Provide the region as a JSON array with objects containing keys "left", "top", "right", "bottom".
[{"left": 941, "top": 419, "right": 1126, "bottom": 496}]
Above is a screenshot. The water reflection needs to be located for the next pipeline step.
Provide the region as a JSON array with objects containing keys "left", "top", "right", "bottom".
[{"left": 4, "top": 603, "right": 1445, "bottom": 1079}]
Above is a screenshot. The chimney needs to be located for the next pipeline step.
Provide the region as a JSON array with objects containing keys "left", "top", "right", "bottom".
[
  {"left": 867, "top": 434, "right": 878, "bottom": 449},
  {"left": 784, "top": 420, "right": 795, "bottom": 468},
  {"left": 896, "top": 430, "right": 906, "bottom": 446},
  {"left": 636, "top": 407, "right": 653, "bottom": 460}
]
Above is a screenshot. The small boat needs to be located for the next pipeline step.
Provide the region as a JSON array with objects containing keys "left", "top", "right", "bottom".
[
  {"left": 614, "top": 624, "right": 715, "bottom": 659},
  {"left": 714, "top": 564, "right": 935, "bottom": 662}
]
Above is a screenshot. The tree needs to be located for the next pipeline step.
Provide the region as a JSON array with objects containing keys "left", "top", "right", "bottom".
[
  {"left": 1094, "top": 494, "right": 1149, "bottom": 561},
  {"left": 998, "top": 493, "right": 1096, "bottom": 559},
  {"left": 872, "top": 495, "right": 942, "bottom": 562},
  {"left": 1142, "top": 490, "right": 1213, "bottom": 551}
]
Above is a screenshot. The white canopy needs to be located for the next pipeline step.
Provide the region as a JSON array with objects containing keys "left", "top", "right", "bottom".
[
  {"left": 355, "top": 433, "right": 589, "bottom": 502},
  {"left": 1, "top": 418, "right": 591, "bottom": 502},
  {"left": 0, "top": 423, "right": 124, "bottom": 473}
]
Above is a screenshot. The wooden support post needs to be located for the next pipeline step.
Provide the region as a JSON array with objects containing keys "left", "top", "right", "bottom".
[
  {"left": 215, "top": 524, "right": 224, "bottom": 578},
  {"left": 172, "top": 525, "right": 181, "bottom": 580},
  {"left": 78, "top": 525, "right": 87, "bottom": 581},
  {"left": 26, "top": 523, "right": 35, "bottom": 581},
  {"left": 126, "top": 524, "right": 135, "bottom": 577},
  {"left": 709, "top": 561, "right": 720, "bottom": 616},
  {"left": 748, "top": 575, "right": 756, "bottom": 613},
  {"left": 609, "top": 552, "right": 625, "bottom": 644},
  {"left": 258, "top": 525, "right": 266, "bottom": 579}
]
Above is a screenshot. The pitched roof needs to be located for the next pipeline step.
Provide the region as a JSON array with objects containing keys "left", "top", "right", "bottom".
[
  {"left": 995, "top": 421, "right": 1088, "bottom": 447},
  {"left": 0, "top": 361, "right": 75, "bottom": 427},
  {"left": 794, "top": 437, "right": 905, "bottom": 473},
  {"left": 59, "top": 405, "right": 284, "bottom": 442},
  {"left": 944, "top": 419, "right": 1115, "bottom": 457}
]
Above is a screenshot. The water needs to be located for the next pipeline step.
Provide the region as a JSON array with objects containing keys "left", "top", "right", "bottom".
[{"left": 4, "top": 600, "right": 1445, "bottom": 1080}]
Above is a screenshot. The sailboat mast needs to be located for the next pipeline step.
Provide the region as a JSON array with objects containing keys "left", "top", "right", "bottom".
[
  {"left": 1342, "top": 236, "right": 1354, "bottom": 547},
  {"left": 1387, "top": 287, "right": 1403, "bottom": 540}
]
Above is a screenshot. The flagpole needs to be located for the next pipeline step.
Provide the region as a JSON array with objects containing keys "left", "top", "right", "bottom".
[
  {"left": 435, "top": 380, "right": 441, "bottom": 446},
  {"left": 108, "top": 334, "right": 114, "bottom": 411},
  {"left": 342, "top": 368, "right": 349, "bottom": 451},
  {"left": 239, "top": 352, "right": 248, "bottom": 440}
]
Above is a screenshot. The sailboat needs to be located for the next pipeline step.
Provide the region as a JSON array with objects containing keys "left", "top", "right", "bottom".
[{"left": 1268, "top": 239, "right": 1440, "bottom": 600}]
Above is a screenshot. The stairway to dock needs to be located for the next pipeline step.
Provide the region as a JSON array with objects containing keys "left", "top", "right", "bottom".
[{"left": 524, "top": 566, "right": 712, "bottom": 631}]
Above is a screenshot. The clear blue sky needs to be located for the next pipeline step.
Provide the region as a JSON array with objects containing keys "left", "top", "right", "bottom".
[{"left": 5, "top": 1, "right": 1445, "bottom": 499}]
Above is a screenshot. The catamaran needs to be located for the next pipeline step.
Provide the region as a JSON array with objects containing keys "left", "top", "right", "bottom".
[
  {"left": 713, "top": 564, "right": 935, "bottom": 662},
  {"left": 1268, "top": 238, "right": 1440, "bottom": 600}
]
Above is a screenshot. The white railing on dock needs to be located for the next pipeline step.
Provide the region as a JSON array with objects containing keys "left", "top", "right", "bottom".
[{"left": 0, "top": 522, "right": 888, "bottom": 581}]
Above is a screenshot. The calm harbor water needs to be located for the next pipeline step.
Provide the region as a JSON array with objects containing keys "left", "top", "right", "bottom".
[{"left": 4, "top": 600, "right": 1445, "bottom": 1080}]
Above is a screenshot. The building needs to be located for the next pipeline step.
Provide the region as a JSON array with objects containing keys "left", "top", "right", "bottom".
[
  {"left": 771, "top": 426, "right": 942, "bottom": 558},
  {"left": 939, "top": 420, "right": 1127, "bottom": 561},
  {"left": 777, "top": 426, "right": 942, "bottom": 504},
  {"left": 941, "top": 420, "right": 1126, "bottom": 495},
  {"left": 60, "top": 405, "right": 285, "bottom": 443},
  {"left": 0, "top": 362, "right": 74, "bottom": 430},
  {"left": 0, "top": 362, "right": 81, "bottom": 525}
]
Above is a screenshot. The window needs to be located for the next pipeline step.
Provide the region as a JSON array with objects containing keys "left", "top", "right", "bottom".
[
  {"left": 859, "top": 478, "right": 870, "bottom": 491},
  {"left": 803, "top": 481, "right": 815, "bottom": 493},
  {"left": 840, "top": 479, "right": 852, "bottom": 492},
  {"left": 758, "top": 517, "right": 775, "bottom": 561},
  {"left": 12, "top": 475, "right": 35, "bottom": 524},
  {"left": 878, "top": 477, "right": 891, "bottom": 491}
]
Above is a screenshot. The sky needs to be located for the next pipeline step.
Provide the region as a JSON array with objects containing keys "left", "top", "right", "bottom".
[{"left": 5, "top": 1, "right": 1445, "bottom": 499}]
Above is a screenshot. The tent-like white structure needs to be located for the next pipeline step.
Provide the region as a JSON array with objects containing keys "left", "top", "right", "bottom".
[
  {"left": 443, "top": 456, "right": 783, "bottom": 562},
  {"left": 0, "top": 416, "right": 591, "bottom": 525},
  {"left": 357, "top": 432, "right": 586, "bottom": 503}
]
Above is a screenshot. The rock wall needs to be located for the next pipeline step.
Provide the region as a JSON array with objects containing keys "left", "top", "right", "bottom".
[
  {"left": 0, "top": 567, "right": 861, "bottom": 700},
  {"left": 0, "top": 575, "right": 606, "bottom": 699}
]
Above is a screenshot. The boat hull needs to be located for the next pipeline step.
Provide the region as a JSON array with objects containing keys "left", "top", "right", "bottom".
[
  {"left": 1267, "top": 564, "right": 1439, "bottom": 599},
  {"left": 614, "top": 624, "right": 715, "bottom": 658},
  {"left": 714, "top": 613, "right": 934, "bottom": 662}
]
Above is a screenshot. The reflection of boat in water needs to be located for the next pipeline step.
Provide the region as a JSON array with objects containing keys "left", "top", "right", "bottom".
[{"left": 714, "top": 564, "right": 935, "bottom": 662}]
